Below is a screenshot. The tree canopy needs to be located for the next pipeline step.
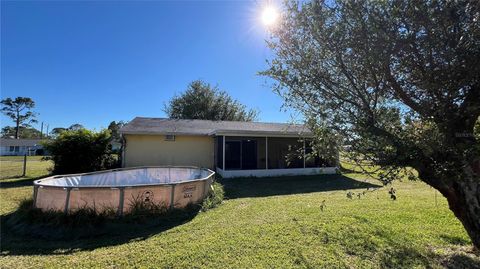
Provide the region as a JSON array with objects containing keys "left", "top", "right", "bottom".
[
  {"left": 68, "top": 124, "right": 85, "bottom": 131},
  {"left": 263, "top": 0, "right": 480, "bottom": 249},
  {"left": 1, "top": 97, "right": 37, "bottom": 139},
  {"left": 50, "top": 127, "right": 67, "bottom": 137},
  {"left": 1, "top": 126, "right": 42, "bottom": 139},
  {"left": 108, "top": 121, "right": 126, "bottom": 142},
  {"left": 164, "top": 80, "right": 259, "bottom": 121},
  {"left": 49, "top": 124, "right": 86, "bottom": 138}
]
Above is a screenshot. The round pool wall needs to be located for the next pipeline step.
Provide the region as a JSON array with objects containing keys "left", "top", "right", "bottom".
[{"left": 33, "top": 166, "right": 215, "bottom": 214}]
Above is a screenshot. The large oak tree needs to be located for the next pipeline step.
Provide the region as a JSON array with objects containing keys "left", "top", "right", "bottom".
[
  {"left": 262, "top": 0, "right": 480, "bottom": 249},
  {"left": 165, "top": 80, "right": 259, "bottom": 121}
]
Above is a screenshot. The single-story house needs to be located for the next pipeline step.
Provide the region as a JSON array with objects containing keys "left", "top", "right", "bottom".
[
  {"left": 0, "top": 138, "right": 45, "bottom": 156},
  {"left": 120, "top": 117, "right": 338, "bottom": 178}
]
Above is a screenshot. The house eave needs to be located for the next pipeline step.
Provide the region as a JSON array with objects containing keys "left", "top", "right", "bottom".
[
  {"left": 209, "top": 130, "right": 314, "bottom": 138},
  {"left": 120, "top": 130, "right": 314, "bottom": 138},
  {"left": 120, "top": 131, "right": 211, "bottom": 136}
]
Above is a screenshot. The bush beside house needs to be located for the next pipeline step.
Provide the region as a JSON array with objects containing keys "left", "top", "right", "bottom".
[{"left": 43, "top": 129, "right": 118, "bottom": 174}]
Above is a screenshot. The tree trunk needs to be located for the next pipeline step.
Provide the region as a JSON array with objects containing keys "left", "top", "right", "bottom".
[
  {"left": 422, "top": 161, "right": 480, "bottom": 251},
  {"left": 15, "top": 117, "right": 19, "bottom": 139},
  {"left": 445, "top": 179, "right": 480, "bottom": 251},
  {"left": 15, "top": 110, "right": 20, "bottom": 139}
]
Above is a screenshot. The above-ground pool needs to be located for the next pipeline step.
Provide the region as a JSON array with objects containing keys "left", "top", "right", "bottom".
[{"left": 33, "top": 166, "right": 215, "bottom": 215}]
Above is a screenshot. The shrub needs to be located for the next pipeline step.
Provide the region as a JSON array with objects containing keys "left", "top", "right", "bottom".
[
  {"left": 43, "top": 129, "right": 118, "bottom": 174},
  {"left": 3, "top": 199, "right": 118, "bottom": 239},
  {"left": 123, "top": 195, "right": 169, "bottom": 222},
  {"left": 201, "top": 181, "right": 224, "bottom": 211}
]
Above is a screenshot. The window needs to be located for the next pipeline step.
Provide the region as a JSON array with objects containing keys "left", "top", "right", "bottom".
[
  {"left": 9, "top": 146, "right": 14, "bottom": 152},
  {"left": 165, "top": 135, "right": 175, "bottom": 141},
  {"left": 9, "top": 146, "right": 19, "bottom": 152}
]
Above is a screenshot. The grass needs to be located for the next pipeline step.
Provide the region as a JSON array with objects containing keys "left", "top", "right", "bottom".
[
  {"left": 0, "top": 156, "right": 53, "bottom": 180},
  {"left": 1, "top": 165, "right": 479, "bottom": 268},
  {"left": 0, "top": 156, "right": 52, "bottom": 213}
]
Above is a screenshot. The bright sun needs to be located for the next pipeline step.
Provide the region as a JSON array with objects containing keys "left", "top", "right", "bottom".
[{"left": 261, "top": 6, "right": 279, "bottom": 26}]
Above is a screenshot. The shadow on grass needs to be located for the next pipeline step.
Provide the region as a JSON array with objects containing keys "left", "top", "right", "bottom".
[
  {"left": 376, "top": 232, "right": 479, "bottom": 268},
  {"left": 220, "top": 174, "right": 381, "bottom": 199},
  {"left": 441, "top": 253, "right": 480, "bottom": 268},
  {"left": 1, "top": 207, "right": 199, "bottom": 256},
  {"left": 439, "top": 234, "right": 471, "bottom": 246},
  {"left": 0, "top": 175, "right": 51, "bottom": 189},
  {"left": 337, "top": 215, "right": 479, "bottom": 268},
  {"left": 338, "top": 165, "right": 359, "bottom": 174}
]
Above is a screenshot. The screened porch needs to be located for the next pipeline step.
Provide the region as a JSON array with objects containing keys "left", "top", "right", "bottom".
[{"left": 214, "top": 135, "right": 336, "bottom": 178}]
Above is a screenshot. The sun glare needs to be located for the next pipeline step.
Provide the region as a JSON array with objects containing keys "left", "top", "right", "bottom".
[{"left": 261, "top": 6, "right": 279, "bottom": 27}]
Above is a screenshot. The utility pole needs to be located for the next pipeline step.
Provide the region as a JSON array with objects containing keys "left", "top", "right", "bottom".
[{"left": 46, "top": 124, "right": 49, "bottom": 138}]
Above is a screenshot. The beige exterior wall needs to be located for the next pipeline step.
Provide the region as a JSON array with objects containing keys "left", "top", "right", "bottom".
[{"left": 124, "top": 134, "right": 215, "bottom": 169}]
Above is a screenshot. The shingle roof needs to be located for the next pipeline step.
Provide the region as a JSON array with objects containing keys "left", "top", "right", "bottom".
[
  {"left": 120, "top": 117, "right": 312, "bottom": 137},
  {"left": 0, "top": 138, "right": 45, "bottom": 147}
]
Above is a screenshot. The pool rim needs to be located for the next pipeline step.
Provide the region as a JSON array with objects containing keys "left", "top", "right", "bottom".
[{"left": 33, "top": 166, "right": 216, "bottom": 189}]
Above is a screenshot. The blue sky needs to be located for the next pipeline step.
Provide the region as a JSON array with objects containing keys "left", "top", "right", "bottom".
[{"left": 1, "top": 0, "right": 296, "bottom": 131}]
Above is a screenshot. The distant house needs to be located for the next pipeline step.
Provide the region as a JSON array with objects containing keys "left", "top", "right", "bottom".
[
  {"left": 120, "top": 117, "right": 338, "bottom": 178},
  {"left": 0, "top": 138, "right": 45, "bottom": 156}
]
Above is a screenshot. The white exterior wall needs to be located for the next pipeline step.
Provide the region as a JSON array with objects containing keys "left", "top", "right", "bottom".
[
  {"left": 1, "top": 146, "right": 27, "bottom": 156},
  {"left": 216, "top": 167, "right": 338, "bottom": 178},
  {"left": 0, "top": 145, "right": 42, "bottom": 156}
]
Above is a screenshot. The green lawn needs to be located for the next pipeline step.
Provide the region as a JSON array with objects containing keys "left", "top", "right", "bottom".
[
  {"left": 0, "top": 156, "right": 52, "bottom": 180},
  {"left": 1, "top": 168, "right": 478, "bottom": 268}
]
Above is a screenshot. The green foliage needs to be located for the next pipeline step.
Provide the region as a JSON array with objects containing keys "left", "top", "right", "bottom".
[
  {"left": 68, "top": 123, "right": 85, "bottom": 131},
  {"left": 50, "top": 124, "right": 86, "bottom": 138},
  {"left": 283, "top": 137, "right": 338, "bottom": 168},
  {"left": 262, "top": 0, "right": 480, "bottom": 248},
  {"left": 164, "top": 80, "right": 259, "bottom": 121},
  {"left": 50, "top": 127, "right": 67, "bottom": 137},
  {"left": 263, "top": 0, "right": 479, "bottom": 178},
  {"left": 1, "top": 126, "right": 42, "bottom": 139},
  {"left": 125, "top": 195, "right": 169, "bottom": 221},
  {"left": 42, "top": 129, "right": 117, "bottom": 174},
  {"left": 107, "top": 120, "right": 126, "bottom": 142},
  {"left": 201, "top": 181, "right": 224, "bottom": 211},
  {"left": 0, "top": 97, "right": 37, "bottom": 139}
]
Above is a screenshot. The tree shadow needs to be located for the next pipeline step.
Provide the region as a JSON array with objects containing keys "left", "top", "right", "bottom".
[
  {"left": 0, "top": 207, "right": 199, "bottom": 256},
  {"left": 0, "top": 175, "right": 50, "bottom": 189},
  {"left": 338, "top": 216, "right": 478, "bottom": 268},
  {"left": 379, "top": 242, "right": 480, "bottom": 269},
  {"left": 338, "top": 165, "right": 359, "bottom": 174},
  {"left": 220, "top": 174, "right": 381, "bottom": 199},
  {"left": 441, "top": 253, "right": 480, "bottom": 268},
  {"left": 439, "top": 234, "right": 471, "bottom": 246}
]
